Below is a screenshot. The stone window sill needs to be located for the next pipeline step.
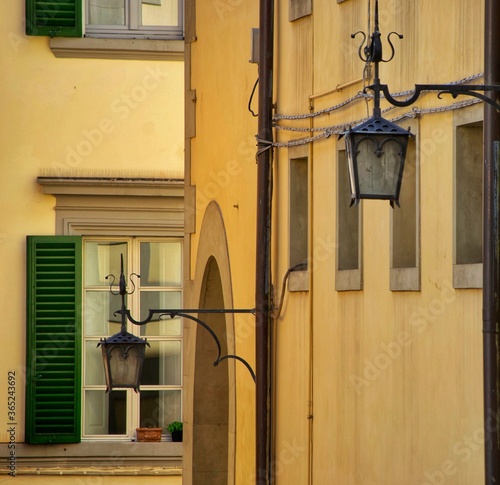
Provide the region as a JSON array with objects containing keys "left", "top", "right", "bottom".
[
  {"left": 50, "top": 37, "right": 184, "bottom": 61},
  {"left": 0, "top": 442, "right": 182, "bottom": 476},
  {"left": 289, "top": 270, "right": 309, "bottom": 292}
]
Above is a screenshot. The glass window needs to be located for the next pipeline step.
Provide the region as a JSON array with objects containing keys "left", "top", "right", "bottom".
[
  {"left": 453, "top": 119, "right": 483, "bottom": 288},
  {"left": 336, "top": 146, "right": 363, "bottom": 291},
  {"left": 289, "top": 157, "right": 308, "bottom": 268},
  {"left": 86, "top": 0, "right": 183, "bottom": 40},
  {"left": 83, "top": 237, "right": 183, "bottom": 440},
  {"left": 390, "top": 125, "right": 420, "bottom": 291}
]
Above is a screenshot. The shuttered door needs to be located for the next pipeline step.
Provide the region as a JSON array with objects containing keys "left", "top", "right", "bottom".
[
  {"left": 26, "top": 0, "right": 83, "bottom": 37},
  {"left": 26, "top": 236, "right": 82, "bottom": 444}
]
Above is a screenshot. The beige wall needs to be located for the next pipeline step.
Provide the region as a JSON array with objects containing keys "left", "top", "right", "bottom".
[
  {"left": 189, "top": 0, "right": 487, "bottom": 484},
  {"left": 0, "top": 2, "right": 184, "bottom": 483},
  {"left": 275, "top": 1, "right": 484, "bottom": 484}
]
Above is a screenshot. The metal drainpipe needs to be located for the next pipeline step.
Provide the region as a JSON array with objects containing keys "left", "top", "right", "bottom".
[
  {"left": 256, "top": 0, "right": 274, "bottom": 483},
  {"left": 483, "top": 0, "right": 500, "bottom": 483}
]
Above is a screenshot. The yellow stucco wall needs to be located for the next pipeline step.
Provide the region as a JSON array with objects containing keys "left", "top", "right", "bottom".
[
  {"left": 0, "top": 3, "right": 184, "bottom": 483},
  {"left": 186, "top": 1, "right": 260, "bottom": 483},
  {"left": 189, "top": 0, "right": 487, "bottom": 484}
]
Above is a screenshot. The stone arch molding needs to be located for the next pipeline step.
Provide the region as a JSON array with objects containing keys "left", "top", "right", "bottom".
[{"left": 183, "top": 201, "right": 236, "bottom": 485}]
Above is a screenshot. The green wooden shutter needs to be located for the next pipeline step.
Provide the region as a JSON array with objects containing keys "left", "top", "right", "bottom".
[
  {"left": 26, "top": 236, "right": 82, "bottom": 444},
  {"left": 26, "top": 0, "right": 83, "bottom": 37}
]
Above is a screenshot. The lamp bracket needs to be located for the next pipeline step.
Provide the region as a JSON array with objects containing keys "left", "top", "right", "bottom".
[
  {"left": 370, "top": 83, "right": 500, "bottom": 111},
  {"left": 107, "top": 255, "right": 257, "bottom": 383},
  {"left": 115, "top": 306, "right": 257, "bottom": 382}
]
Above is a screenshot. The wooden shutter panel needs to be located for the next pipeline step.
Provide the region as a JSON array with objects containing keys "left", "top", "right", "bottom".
[
  {"left": 26, "top": 0, "right": 83, "bottom": 37},
  {"left": 26, "top": 236, "right": 82, "bottom": 444}
]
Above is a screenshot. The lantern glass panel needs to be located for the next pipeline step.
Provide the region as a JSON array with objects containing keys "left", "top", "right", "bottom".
[
  {"left": 356, "top": 136, "right": 403, "bottom": 198},
  {"left": 345, "top": 133, "right": 358, "bottom": 198},
  {"left": 108, "top": 345, "right": 143, "bottom": 388}
]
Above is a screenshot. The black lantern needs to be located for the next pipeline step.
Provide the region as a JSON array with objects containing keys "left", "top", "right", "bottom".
[
  {"left": 344, "top": 114, "right": 412, "bottom": 207},
  {"left": 98, "top": 254, "right": 149, "bottom": 392},
  {"left": 98, "top": 330, "right": 149, "bottom": 393}
]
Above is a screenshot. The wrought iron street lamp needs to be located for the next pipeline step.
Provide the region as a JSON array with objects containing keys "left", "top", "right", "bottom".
[
  {"left": 98, "top": 255, "right": 149, "bottom": 392},
  {"left": 344, "top": 0, "right": 500, "bottom": 206},
  {"left": 99, "top": 255, "right": 256, "bottom": 393}
]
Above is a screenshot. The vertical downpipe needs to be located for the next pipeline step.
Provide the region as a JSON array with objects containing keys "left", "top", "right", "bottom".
[
  {"left": 483, "top": 0, "right": 500, "bottom": 483},
  {"left": 256, "top": 0, "right": 274, "bottom": 483}
]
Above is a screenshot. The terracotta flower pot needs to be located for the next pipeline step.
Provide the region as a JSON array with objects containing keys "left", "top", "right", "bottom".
[{"left": 136, "top": 427, "right": 162, "bottom": 442}]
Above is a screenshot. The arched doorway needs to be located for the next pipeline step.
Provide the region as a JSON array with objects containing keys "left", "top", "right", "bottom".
[{"left": 193, "top": 256, "right": 229, "bottom": 484}]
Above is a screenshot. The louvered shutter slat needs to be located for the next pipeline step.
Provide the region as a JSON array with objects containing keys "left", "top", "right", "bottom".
[
  {"left": 26, "top": 236, "right": 82, "bottom": 444},
  {"left": 26, "top": 0, "right": 83, "bottom": 37}
]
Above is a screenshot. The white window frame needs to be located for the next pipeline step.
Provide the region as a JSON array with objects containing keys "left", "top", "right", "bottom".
[
  {"left": 82, "top": 236, "right": 183, "bottom": 441},
  {"left": 85, "top": 0, "right": 184, "bottom": 40}
]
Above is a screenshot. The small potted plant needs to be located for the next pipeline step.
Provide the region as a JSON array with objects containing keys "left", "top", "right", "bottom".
[{"left": 168, "top": 421, "right": 183, "bottom": 442}]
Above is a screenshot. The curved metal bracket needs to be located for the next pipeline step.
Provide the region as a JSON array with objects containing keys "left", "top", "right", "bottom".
[
  {"left": 383, "top": 32, "right": 404, "bottom": 63},
  {"left": 116, "top": 307, "right": 257, "bottom": 383},
  {"left": 374, "top": 83, "right": 500, "bottom": 111},
  {"left": 107, "top": 254, "right": 256, "bottom": 382},
  {"left": 351, "top": 31, "right": 369, "bottom": 63}
]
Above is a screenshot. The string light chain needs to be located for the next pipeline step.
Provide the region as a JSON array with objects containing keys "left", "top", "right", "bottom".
[
  {"left": 273, "top": 73, "right": 484, "bottom": 121},
  {"left": 270, "top": 98, "right": 482, "bottom": 149}
]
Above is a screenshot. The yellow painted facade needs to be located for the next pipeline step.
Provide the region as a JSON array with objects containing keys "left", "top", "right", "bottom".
[
  {"left": 186, "top": 0, "right": 488, "bottom": 484},
  {"left": 0, "top": 2, "right": 184, "bottom": 481}
]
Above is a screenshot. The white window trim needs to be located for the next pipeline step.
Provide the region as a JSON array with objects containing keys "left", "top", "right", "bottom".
[
  {"left": 85, "top": 0, "right": 183, "bottom": 40},
  {"left": 82, "top": 237, "right": 183, "bottom": 441}
]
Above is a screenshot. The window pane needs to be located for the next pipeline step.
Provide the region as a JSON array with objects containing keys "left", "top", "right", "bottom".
[
  {"left": 392, "top": 138, "right": 417, "bottom": 268},
  {"left": 88, "top": 0, "right": 126, "bottom": 25},
  {"left": 290, "top": 157, "right": 308, "bottom": 267},
  {"left": 142, "top": 0, "right": 179, "bottom": 27},
  {"left": 456, "top": 123, "right": 483, "bottom": 265},
  {"left": 85, "top": 341, "right": 106, "bottom": 386},
  {"left": 141, "top": 341, "right": 181, "bottom": 385},
  {"left": 140, "top": 241, "right": 181, "bottom": 287},
  {"left": 139, "top": 291, "right": 182, "bottom": 336},
  {"left": 338, "top": 149, "right": 360, "bottom": 270},
  {"left": 84, "top": 390, "right": 127, "bottom": 435},
  {"left": 85, "top": 241, "right": 128, "bottom": 286},
  {"left": 84, "top": 291, "right": 122, "bottom": 336},
  {"left": 139, "top": 390, "right": 181, "bottom": 430}
]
